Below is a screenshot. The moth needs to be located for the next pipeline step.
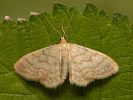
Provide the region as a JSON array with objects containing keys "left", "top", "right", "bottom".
[{"left": 14, "top": 11, "right": 119, "bottom": 88}]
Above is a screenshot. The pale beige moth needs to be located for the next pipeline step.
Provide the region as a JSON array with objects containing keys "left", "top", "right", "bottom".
[{"left": 14, "top": 11, "right": 119, "bottom": 88}]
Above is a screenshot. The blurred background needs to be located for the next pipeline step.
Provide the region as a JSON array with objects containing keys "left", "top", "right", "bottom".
[{"left": 0, "top": 0, "right": 133, "bottom": 23}]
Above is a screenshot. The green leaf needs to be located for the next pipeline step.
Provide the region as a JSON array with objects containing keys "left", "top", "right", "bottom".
[{"left": 0, "top": 2, "right": 132, "bottom": 100}]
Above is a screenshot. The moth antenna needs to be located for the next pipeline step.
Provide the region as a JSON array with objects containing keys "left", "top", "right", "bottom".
[
  {"left": 43, "top": 14, "right": 62, "bottom": 38},
  {"left": 62, "top": 21, "right": 69, "bottom": 41},
  {"left": 65, "top": 9, "right": 75, "bottom": 33}
]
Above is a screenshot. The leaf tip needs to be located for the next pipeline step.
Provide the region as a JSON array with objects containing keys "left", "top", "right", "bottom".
[
  {"left": 83, "top": 3, "right": 98, "bottom": 16},
  {"left": 112, "top": 12, "right": 129, "bottom": 25},
  {"left": 42, "top": 11, "right": 49, "bottom": 16},
  {"left": 69, "top": 6, "right": 76, "bottom": 11},
  {"left": 99, "top": 10, "right": 105, "bottom": 17},
  {"left": 53, "top": 2, "right": 62, "bottom": 9},
  {"left": 86, "top": 3, "right": 98, "bottom": 11},
  {"left": 5, "top": 16, "right": 12, "bottom": 21},
  {"left": 30, "top": 12, "right": 40, "bottom": 16},
  {"left": 18, "top": 18, "right": 26, "bottom": 22},
  {"left": 53, "top": 2, "right": 68, "bottom": 17},
  {"left": 53, "top": 2, "right": 66, "bottom": 10},
  {"left": 54, "top": 2, "right": 63, "bottom": 5}
]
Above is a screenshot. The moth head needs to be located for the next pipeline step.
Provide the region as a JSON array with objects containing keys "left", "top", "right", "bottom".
[{"left": 60, "top": 37, "right": 67, "bottom": 43}]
